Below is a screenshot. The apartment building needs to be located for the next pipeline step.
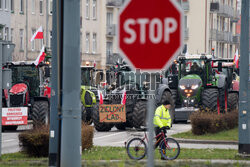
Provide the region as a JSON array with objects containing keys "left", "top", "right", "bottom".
[
  {"left": 81, "top": 0, "right": 124, "bottom": 70},
  {"left": 0, "top": 0, "right": 11, "bottom": 41},
  {"left": 180, "top": 0, "right": 240, "bottom": 58},
  {"left": 10, "top": 0, "right": 52, "bottom": 61}
]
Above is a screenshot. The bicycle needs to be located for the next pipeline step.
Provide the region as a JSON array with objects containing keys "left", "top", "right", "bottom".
[{"left": 126, "top": 127, "right": 180, "bottom": 160}]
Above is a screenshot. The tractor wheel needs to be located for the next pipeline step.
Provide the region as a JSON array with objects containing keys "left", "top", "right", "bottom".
[
  {"left": 82, "top": 104, "right": 93, "bottom": 125},
  {"left": 171, "top": 89, "right": 177, "bottom": 104},
  {"left": 160, "top": 91, "right": 175, "bottom": 126},
  {"left": 92, "top": 104, "right": 113, "bottom": 132},
  {"left": 32, "top": 101, "right": 49, "bottom": 127},
  {"left": 115, "top": 123, "right": 126, "bottom": 130},
  {"left": 228, "top": 92, "right": 239, "bottom": 112},
  {"left": 132, "top": 101, "right": 147, "bottom": 129},
  {"left": 2, "top": 125, "right": 18, "bottom": 131},
  {"left": 202, "top": 88, "right": 218, "bottom": 111}
]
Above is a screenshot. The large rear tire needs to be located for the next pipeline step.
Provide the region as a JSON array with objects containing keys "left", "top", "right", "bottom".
[
  {"left": 202, "top": 88, "right": 218, "bottom": 111},
  {"left": 132, "top": 101, "right": 147, "bottom": 129},
  {"left": 31, "top": 101, "right": 49, "bottom": 127},
  {"left": 227, "top": 92, "right": 239, "bottom": 111},
  {"left": 92, "top": 104, "right": 113, "bottom": 131},
  {"left": 82, "top": 105, "right": 93, "bottom": 125}
]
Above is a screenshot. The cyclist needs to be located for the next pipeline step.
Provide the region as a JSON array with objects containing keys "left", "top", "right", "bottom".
[{"left": 153, "top": 100, "right": 172, "bottom": 160}]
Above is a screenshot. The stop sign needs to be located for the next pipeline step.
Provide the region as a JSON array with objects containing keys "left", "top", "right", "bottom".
[{"left": 119, "top": 0, "right": 183, "bottom": 71}]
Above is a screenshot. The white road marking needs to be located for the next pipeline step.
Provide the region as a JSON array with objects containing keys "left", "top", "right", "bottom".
[
  {"left": 3, "top": 139, "right": 17, "bottom": 142},
  {"left": 94, "top": 132, "right": 126, "bottom": 140}
]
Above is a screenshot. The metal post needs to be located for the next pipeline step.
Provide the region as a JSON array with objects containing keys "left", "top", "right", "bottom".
[
  {"left": 147, "top": 73, "right": 156, "bottom": 167},
  {"left": 0, "top": 42, "right": 2, "bottom": 157},
  {"left": 238, "top": 0, "right": 250, "bottom": 155},
  {"left": 46, "top": 0, "right": 49, "bottom": 47},
  {"left": 25, "top": 0, "right": 28, "bottom": 60},
  {"left": 60, "top": 0, "right": 81, "bottom": 166},
  {"left": 48, "top": 0, "right": 61, "bottom": 166}
]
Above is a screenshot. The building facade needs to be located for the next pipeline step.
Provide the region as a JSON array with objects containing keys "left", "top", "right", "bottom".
[
  {"left": 80, "top": 0, "right": 124, "bottom": 70},
  {"left": 9, "top": 0, "right": 240, "bottom": 70},
  {"left": 0, "top": 0, "right": 11, "bottom": 41},
  {"left": 10, "top": 0, "right": 52, "bottom": 62},
  {"left": 181, "top": 0, "right": 240, "bottom": 58}
]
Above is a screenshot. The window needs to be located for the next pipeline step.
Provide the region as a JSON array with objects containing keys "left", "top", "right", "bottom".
[
  {"left": 40, "top": 39, "right": 43, "bottom": 50},
  {"left": 0, "top": 0, "right": 2, "bottom": 9},
  {"left": 5, "top": 0, "right": 8, "bottom": 10},
  {"left": 92, "top": 0, "right": 97, "bottom": 19},
  {"left": 4, "top": 27, "right": 9, "bottom": 41},
  {"left": 0, "top": 26, "right": 3, "bottom": 40},
  {"left": 80, "top": 32, "right": 82, "bottom": 53},
  {"left": 11, "top": 0, "right": 14, "bottom": 12},
  {"left": 40, "top": 0, "right": 43, "bottom": 14},
  {"left": 10, "top": 28, "right": 13, "bottom": 42},
  {"left": 92, "top": 33, "right": 97, "bottom": 53},
  {"left": 106, "top": 42, "right": 113, "bottom": 56},
  {"left": 49, "top": 31, "right": 52, "bottom": 48},
  {"left": 85, "top": 32, "right": 90, "bottom": 53},
  {"left": 31, "top": 29, "right": 36, "bottom": 51},
  {"left": 31, "top": 0, "right": 35, "bottom": 14},
  {"left": 86, "top": 0, "right": 89, "bottom": 19},
  {"left": 49, "top": 0, "right": 52, "bottom": 14},
  {"left": 107, "top": 12, "right": 113, "bottom": 26},
  {"left": 20, "top": 29, "right": 24, "bottom": 50},
  {"left": 20, "top": 0, "right": 23, "bottom": 13}
]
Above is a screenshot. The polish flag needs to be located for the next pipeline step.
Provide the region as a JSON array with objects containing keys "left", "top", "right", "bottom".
[
  {"left": 98, "top": 90, "right": 103, "bottom": 105},
  {"left": 93, "top": 60, "right": 96, "bottom": 68},
  {"left": 121, "top": 88, "right": 126, "bottom": 105},
  {"left": 233, "top": 49, "right": 239, "bottom": 68},
  {"left": 34, "top": 46, "right": 46, "bottom": 66},
  {"left": 30, "top": 26, "right": 43, "bottom": 42}
]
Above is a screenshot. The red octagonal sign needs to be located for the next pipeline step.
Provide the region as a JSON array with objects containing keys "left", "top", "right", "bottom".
[{"left": 119, "top": 0, "right": 183, "bottom": 71}]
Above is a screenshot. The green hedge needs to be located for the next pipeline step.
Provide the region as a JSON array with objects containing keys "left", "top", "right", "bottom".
[
  {"left": 19, "top": 123, "right": 94, "bottom": 157},
  {"left": 190, "top": 110, "right": 238, "bottom": 135}
]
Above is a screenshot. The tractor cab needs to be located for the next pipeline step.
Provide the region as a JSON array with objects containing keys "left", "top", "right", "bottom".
[{"left": 178, "top": 55, "right": 214, "bottom": 87}]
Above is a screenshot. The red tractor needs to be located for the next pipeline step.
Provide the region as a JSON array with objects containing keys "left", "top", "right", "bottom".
[{"left": 2, "top": 61, "right": 51, "bottom": 130}]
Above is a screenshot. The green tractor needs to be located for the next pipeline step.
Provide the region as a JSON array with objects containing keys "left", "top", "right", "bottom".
[
  {"left": 80, "top": 66, "right": 103, "bottom": 124},
  {"left": 211, "top": 58, "right": 239, "bottom": 111},
  {"left": 168, "top": 54, "right": 230, "bottom": 121},
  {"left": 92, "top": 63, "right": 175, "bottom": 131}
]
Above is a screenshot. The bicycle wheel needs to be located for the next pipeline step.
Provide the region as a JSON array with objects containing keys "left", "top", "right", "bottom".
[
  {"left": 159, "top": 137, "right": 180, "bottom": 160},
  {"left": 126, "top": 138, "right": 147, "bottom": 160}
]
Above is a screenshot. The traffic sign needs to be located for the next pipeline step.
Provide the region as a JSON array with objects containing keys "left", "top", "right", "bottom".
[{"left": 118, "top": 0, "right": 184, "bottom": 71}]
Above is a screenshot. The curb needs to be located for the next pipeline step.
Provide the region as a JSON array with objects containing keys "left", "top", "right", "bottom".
[{"left": 175, "top": 138, "right": 238, "bottom": 145}]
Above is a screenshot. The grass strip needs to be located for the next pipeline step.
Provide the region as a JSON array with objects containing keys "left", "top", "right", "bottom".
[{"left": 171, "top": 128, "right": 238, "bottom": 141}]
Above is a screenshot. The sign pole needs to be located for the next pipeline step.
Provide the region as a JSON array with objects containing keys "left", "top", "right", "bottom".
[
  {"left": 238, "top": 0, "right": 250, "bottom": 155},
  {"left": 0, "top": 42, "right": 2, "bottom": 158},
  {"left": 48, "top": 0, "right": 61, "bottom": 166},
  {"left": 147, "top": 73, "right": 156, "bottom": 167},
  {"left": 60, "top": 0, "right": 81, "bottom": 166}
]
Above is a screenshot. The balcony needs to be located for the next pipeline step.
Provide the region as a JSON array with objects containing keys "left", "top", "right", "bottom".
[
  {"left": 106, "top": 53, "right": 122, "bottom": 65},
  {"left": 209, "top": 29, "right": 234, "bottom": 43},
  {"left": 232, "top": 35, "right": 240, "bottom": 44},
  {"left": 176, "top": 0, "right": 189, "bottom": 11},
  {"left": 210, "top": 2, "right": 234, "bottom": 18},
  {"left": 231, "top": 10, "right": 240, "bottom": 22},
  {"left": 106, "top": 0, "right": 123, "bottom": 8},
  {"left": 184, "top": 27, "right": 189, "bottom": 39},
  {"left": 106, "top": 24, "right": 116, "bottom": 37}
]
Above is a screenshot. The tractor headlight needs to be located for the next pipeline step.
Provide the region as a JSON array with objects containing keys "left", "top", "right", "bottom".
[
  {"left": 179, "top": 85, "right": 186, "bottom": 90},
  {"left": 191, "top": 84, "right": 199, "bottom": 89}
]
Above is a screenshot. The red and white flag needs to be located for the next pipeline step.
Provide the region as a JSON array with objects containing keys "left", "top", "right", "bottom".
[
  {"left": 98, "top": 90, "right": 103, "bottom": 105},
  {"left": 34, "top": 46, "right": 46, "bottom": 66},
  {"left": 233, "top": 49, "right": 239, "bottom": 68},
  {"left": 30, "top": 26, "right": 43, "bottom": 42},
  {"left": 121, "top": 88, "right": 126, "bottom": 105}
]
